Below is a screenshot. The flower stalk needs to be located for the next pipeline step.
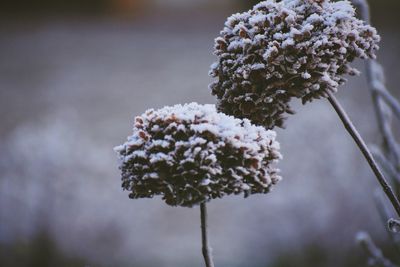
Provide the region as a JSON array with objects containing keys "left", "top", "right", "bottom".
[
  {"left": 115, "top": 103, "right": 282, "bottom": 266},
  {"left": 327, "top": 91, "right": 400, "bottom": 217},
  {"left": 200, "top": 203, "right": 215, "bottom": 267}
]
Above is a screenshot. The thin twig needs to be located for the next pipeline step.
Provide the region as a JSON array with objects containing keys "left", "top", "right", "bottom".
[
  {"left": 200, "top": 203, "right": 215, "bottom": 267},
  {"left": 371, "top": 147, "right": 400, "bottom": 185},
  {"left": 327, "top": 91, "right": 400, "bottom": 217},
  {"left": 369, "top": 61, "right": 400, "bottom": 120},
  {"left": 368, "top": 62, "right": 400, "bottom": 165},
  {"left": 367, "top": 61, "right": 400, "bottom": 165},
  {"left": 374, "top": 190, "right": 394, "bottom": 226},
  {"left": 352, "top": 0, "right": 400, "bottom": 166},
  {"left": 374, "top": 190, "right": 400, "bottom": 254},
  {"left": 357, "top": 231, "right": 399, "bottom": 267},
  {"left": 351, "top": 0, "right": 400, "bottom": 264},
  {"left": 375, "top": 86, "right": 400, "bottom": 122}
]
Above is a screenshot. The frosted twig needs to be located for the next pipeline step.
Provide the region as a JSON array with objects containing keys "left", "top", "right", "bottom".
[
  {"left": 357, "top": 231, "right": 399, "bottom": 267},
  {"left": 372, "top": 147, "right": 400, "bottom": 185},
  {"left": 327, "top": 91, "right": 400, "bottom": 217},
  {"left": 368, "top": 61, "right": 400, "bottom": 120},
  {"left": 375, "top": 85, "right": 400, "bottom": 122},
  {"left": 374, "top": 191, "right": 400, "bottom": 252},
  {"left": 367, "top": 61, "right": 400, "bottom": 164},
  {"left": 374, "top": 190, "right": 394, "bottom": 226},
  {"left": 352, "top": 0, "right": 400, "bottom": 166},
  {"left": 368, "top": 62, "right": 400, "bottom": 165},
  {"left": 201, "top": 203, "right": 215, "bottom": 267},
  {"left": 351, "top": 0, "right": 400, "bottom": 263}
]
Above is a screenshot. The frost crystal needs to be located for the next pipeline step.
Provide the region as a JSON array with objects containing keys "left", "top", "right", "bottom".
[
  {"left": 388, "top": 218, "right": 400, "bottom": 234},
  {"left": 209, "top": 0, "right": 380, "bottom": 129},
  {"left": 114, "top": 103, "right": 281, "bottom": 207}
]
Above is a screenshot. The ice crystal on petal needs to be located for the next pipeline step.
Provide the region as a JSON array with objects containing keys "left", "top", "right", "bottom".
[
  {"left": 115, "top": 103, "right": 281, "bottom": 207},
  {"left": 210, "top": 0, "right": 380, "bottom": 129}
]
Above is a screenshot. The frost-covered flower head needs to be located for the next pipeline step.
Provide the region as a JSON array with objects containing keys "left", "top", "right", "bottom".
[
  {"left": 210, "top": 0, "right": 380, "bottom": 129},
  {"left": 114, "top": 103, "right": 281, "bottom": 207}
]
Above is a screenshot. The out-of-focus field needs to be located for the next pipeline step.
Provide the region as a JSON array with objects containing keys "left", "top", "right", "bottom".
[{"left": 0, "top": 1, "right": 399, "bottom": 266}]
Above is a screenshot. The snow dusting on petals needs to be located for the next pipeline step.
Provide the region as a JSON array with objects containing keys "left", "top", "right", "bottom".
[
  {"left": 209, "top": 0, "right": 380, "bottom": 129},
  {"left": 114, "top": 103, "right": 281, "bottom": 207}
]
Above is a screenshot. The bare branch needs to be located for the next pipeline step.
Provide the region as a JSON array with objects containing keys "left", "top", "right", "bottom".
[
  {"left": 351, "top": 0, "right": 400, "bottom": 166},
  {"left": 367, "top": 61, "right": 400, "bottom": 165},
  {"left": 357, "top": 231, "right": 399, "bottom": 267}
]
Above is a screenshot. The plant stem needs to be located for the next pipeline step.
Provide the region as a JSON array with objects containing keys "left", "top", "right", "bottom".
[
  {"left": 200, "top": 203, "right": 215, "bottom": 267},
  {"left": 327, "top": 91, "right": 400, "bottom": 217}
]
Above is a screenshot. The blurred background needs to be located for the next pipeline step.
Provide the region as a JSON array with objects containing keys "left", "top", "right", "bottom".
[{"left": 1, "top": 0, "right": 399, "bottom": 266}]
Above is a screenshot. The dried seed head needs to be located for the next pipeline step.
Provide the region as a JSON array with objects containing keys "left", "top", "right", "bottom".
[
  {"left": 114, "top": 103, "right": 281, "bottom": 207},
  {"left": 210, "top": 0, "right": 380, "bottom": 129}
]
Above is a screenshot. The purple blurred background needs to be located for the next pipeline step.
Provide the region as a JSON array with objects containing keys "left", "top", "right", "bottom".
[{"left": 0, "top": 0, "right": 399, "bottom": 266}]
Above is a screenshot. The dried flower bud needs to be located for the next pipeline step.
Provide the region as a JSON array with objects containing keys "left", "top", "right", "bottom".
[
  {"left": 114, "top": 103, "right": 281, "bottom": 207},
  {"left": 210, "top": 0, "right": 380, "bottom": 129}
]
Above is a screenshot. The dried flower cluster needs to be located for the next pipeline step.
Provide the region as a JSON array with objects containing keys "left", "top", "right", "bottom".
[
  {"left": 114, "top": 103, "right": 281, "bottom": 207},
  {"left": 209, "top": 0, "right": 380, "bottom": 128}
]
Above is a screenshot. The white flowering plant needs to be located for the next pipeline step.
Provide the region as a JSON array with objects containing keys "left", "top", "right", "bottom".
[
  {"left": 115, "top": 103, "right": 281, "bottom": 208},
  {"left": 115, "top": 1, "right": 400, "bottom": 266},
  {"left": 210, "top": 0, "right": 379, "bottom": 128}
]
